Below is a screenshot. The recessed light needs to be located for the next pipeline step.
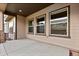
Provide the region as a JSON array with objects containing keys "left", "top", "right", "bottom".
[{"left": 19, "top": 9, "right": 22, "bottom": 12}]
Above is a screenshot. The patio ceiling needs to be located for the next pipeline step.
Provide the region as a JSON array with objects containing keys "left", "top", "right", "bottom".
[{"left": 4, "top": 3, "right": 53, "bottom": 17}]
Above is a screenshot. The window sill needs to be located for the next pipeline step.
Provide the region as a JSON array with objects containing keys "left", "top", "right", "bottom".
[
  {"left": 28, "top": 32, "right": 34, "bottom": 35},
  {"left": 36, "top": 33, "right": 46, "bottom": 36},
  {"left": 49, "top": 34, "right": 71, "bottom": 38}
]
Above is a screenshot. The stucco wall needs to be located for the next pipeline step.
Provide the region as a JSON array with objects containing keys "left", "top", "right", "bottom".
[
  {"left": 25, "top": 3, "right": 79, "bottom": 51},
  {"left": 17, "top": 15, "right": 26, "bottom": 39},
  {"left": 0, "top": 11, "right": 3, "bottom": 30}
]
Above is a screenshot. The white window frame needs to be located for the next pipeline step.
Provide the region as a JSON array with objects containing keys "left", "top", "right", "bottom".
[{"left": 49, "top": 6, "right": 70, "bottom": 38}]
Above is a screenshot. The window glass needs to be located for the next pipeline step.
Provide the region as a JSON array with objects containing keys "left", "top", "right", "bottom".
[
  {"left": 28, "top": 20, "right": 34, "bottom": 33},
  {"left": 36, "top": 15, "right": 45, "bottom": 33},
  {"left": 50, "top": 7, "right": 69, "bottom": 36},
  {"left": 28, "top": 26, "right": 33, "bottom": 32},
  {"left": 29, "top": 20, "right": 33, "bottom": 26}
]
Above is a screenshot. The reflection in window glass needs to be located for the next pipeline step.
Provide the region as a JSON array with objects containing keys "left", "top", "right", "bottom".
[
  {"left": 37, "top": 25, "right": 44, "bottom": 33},
  {"left": 28, "top": 20, "right": 34, "bottom": 33},
  {"left": 29, "top": 20, "right": 33, "bottom": 26},
  {"left": 36, "top": 15, "right": 45, "bottom": 33},
  {"left": 50, "top": 7, "right": 68, "bottom": 35},
  {"left": 28, "top": 26, "right": 33, "bottom": 32}
]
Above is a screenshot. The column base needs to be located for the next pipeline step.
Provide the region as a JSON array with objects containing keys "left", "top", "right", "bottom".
[
  {"left": 0, "top": 30, "right": 6, "bottom": 43},
  {"left": 69, "top": 50, "right": 79, "bottom": 56}
]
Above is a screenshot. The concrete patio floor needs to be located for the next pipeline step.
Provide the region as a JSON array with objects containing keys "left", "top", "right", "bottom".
[{"left": 0, "top": 39, "right": 69, "bottom": 56}]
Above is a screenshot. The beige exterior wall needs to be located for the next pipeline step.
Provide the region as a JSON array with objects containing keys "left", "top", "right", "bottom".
[
  {"left": 17, "top": 15, "right": 26, "bottom": 39},
  {"left": 25, "top": 3, "right": 79, "bottom": 52},
  {"left": 0, "top": 11, "right": 3, "bottom": 30},
  {"left": 0, "top": 3, "right": 7, "bottom": 12}
]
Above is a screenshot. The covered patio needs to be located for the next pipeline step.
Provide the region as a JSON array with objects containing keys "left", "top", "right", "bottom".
[{"left": 0, "top": 3, "right": 79, "bottom": 56}]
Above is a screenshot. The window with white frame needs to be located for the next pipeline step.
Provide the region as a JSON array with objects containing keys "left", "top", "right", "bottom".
[
  {"left": 28, "top": 20, "right": 34, "bottom": 33},
  {"left": 36, "top": 15, "right": 46, "bottom": 34},
  {"left": 50, "top": 6, "right": 70, "bottom": 37}
]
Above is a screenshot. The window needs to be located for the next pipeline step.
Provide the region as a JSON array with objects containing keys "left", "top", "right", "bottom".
[
  {"left": 28, "top": 20, "right": 34, "bottom": 33},
  {"left": 36, "top": 15, "right": 46, "bottom": 34},
  {"left": 50, "top": 6, "right": 70, "bottom": 37}
]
